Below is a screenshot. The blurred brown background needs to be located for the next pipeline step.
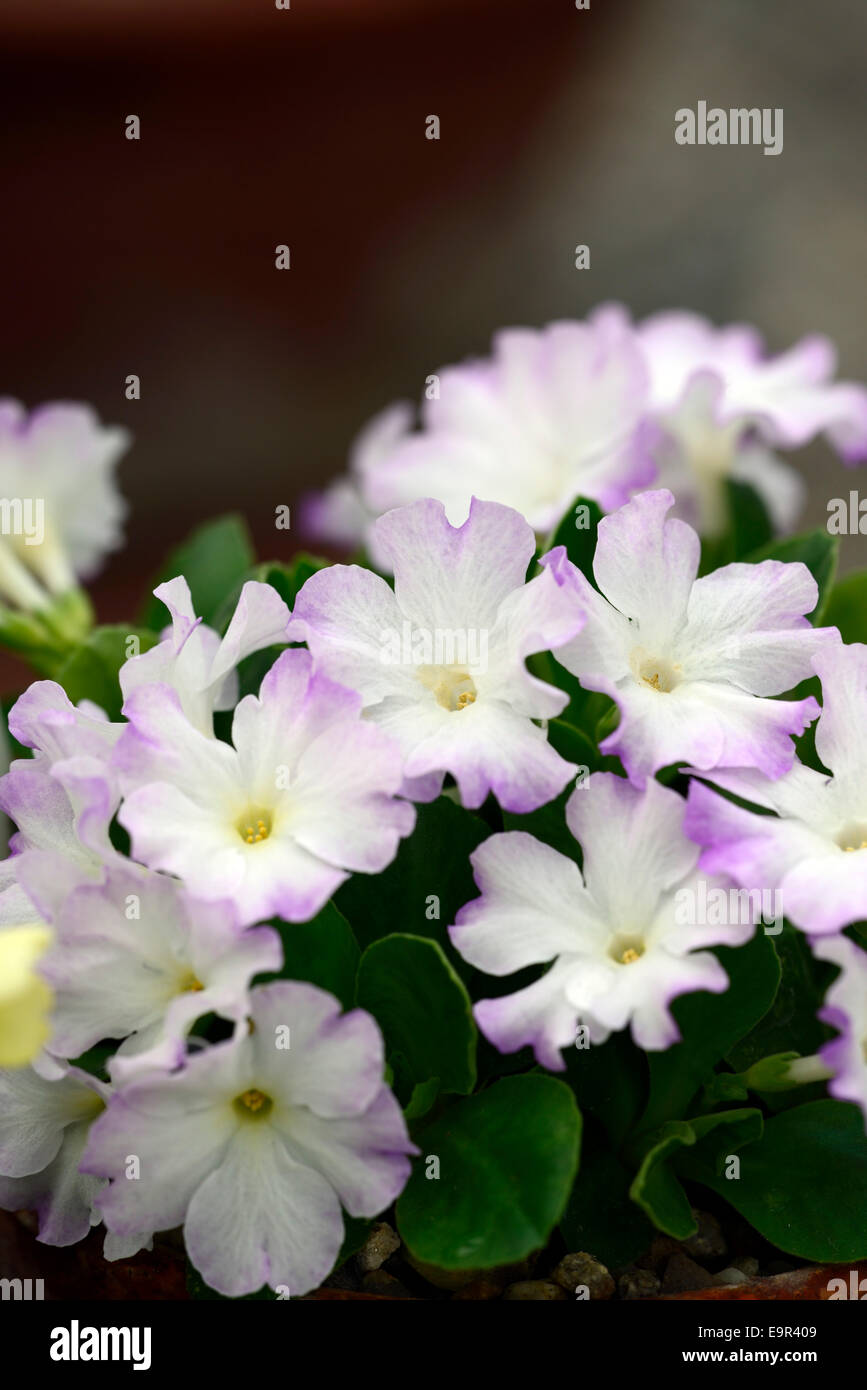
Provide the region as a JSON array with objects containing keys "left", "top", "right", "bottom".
[{"left": 0, "top": 0, "right": 865, "bottom": 664}]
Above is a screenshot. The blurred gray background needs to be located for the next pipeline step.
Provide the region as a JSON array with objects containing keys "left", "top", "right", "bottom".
[{"left": 0, "top": 0, "right": 864, "bottom": 640}]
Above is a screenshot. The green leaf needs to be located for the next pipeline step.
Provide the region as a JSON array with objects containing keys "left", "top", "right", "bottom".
[
  {"left": 699, "top": 481, "right": 773, "bottom": 574},
  {"left": 405, "top": 1077, "right": 441, "bottom": 1120},
  {"left": 726, "top": 925, "right": 833, "bottom": 1078},
  {"left": 396, "top": 1074, "right": 582, "bottom": 1269},
  {"left": 562, "top": 1029, "right": 648, "bottom": 1151},
  {"left": 261, "top": 901, "right": 360, "bottom": 1011},
  {"left": 632, "top": 1109, "right": 763, "bottom": 1238},
  {"left": 54, "top": 626, "right": 159, "bottom": 719},
  {"left": 0, "top": 591, "right": 95, "bottom": 676},
  {"left": 355, "top": 934, "right": 476, "bottom": 1101},
  {"left": 544, "top": 494, "right": 604, "bottom": 586},
  {"left": 560, "top": 1140, "right": 653, "bottom": 1268},
  {"left": 679, "top": 1100, "right": 867, "bottom": 1262},
  {"left": 727, "top": 480, "right": 775, "bottom": 559},
  {"left": 629, "top": 1121, "right": 697, "bottom": 1239},
  {"left": 700, "top": 1052, "right": 800, "bottom": 1107},
  {"left": 335, "top": 798, "right": 489, "bottom": 970},
  {"left": 140, "top": 514, "right": 255, "bottom": 630},
  {"left": 822, "top": 570, "right": 867, "bottom": 645},
  {"left": 637, "top": 933, "right": 781, "bottom": 1136},
  {"left": 210, "top": 553, "right": 329, "bottom": 636},
  {"left": 747, "top": 529, "right": 838, "bottom": 624}
]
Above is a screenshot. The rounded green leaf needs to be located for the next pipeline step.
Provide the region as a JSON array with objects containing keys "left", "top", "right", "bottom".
[
  {"left": 823, "top": 570, "right": 867, "bottom": 645},
  {"left": 680, "top": 1100, "right": 867, "bottom": 1262},
  {"left": 396, "top": 1074, "right": 581, "bottom": 1269},
  {"left": 355, "top": 934, "right": 476, "bottom": 1098}
]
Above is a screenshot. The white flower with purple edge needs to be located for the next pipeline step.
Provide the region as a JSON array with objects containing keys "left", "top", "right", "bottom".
[
  {"left": 289, "top": 497, "right": 586, "bottom": 812},
  {"left": 81, "top": 981, "right": 417, "bottom": 1297},
  {"left": 626, "top": 308, "right": 867, "bottom": 535},
  {"left": 0, "top": 1059, "right": 148, "bottom": 1257},
  {"left": 0, "top": 401, "right": 129, "bottom": 607},
  {"left": 302, "top": 313, "right": 655, "bottom": 558},
  {"left": 115, "top": 646, "right": 415, "bottom": 927},
  {"left": 810, "top": 933, "right": 867, "bottom": 1128},
  {"left": 685, "top": 642, "right": 867, "bottom": 935},
  {"left": 37, "top": 860, "right": 281, "bottom": 1081},
  {"left": 553, "top": 488, "right": 836, "bottom": 787},
  {"left": 120, "top": 576, "right": 291, "bottom": 737},
  {"left": 449, "top": 773, "right": 751, "bottom": 1069}
]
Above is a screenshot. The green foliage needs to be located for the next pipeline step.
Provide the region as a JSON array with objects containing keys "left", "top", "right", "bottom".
[
  {"left": 140, "top": 514, "right": 256, "bottom": 630},
  {"left": 678, "top": 1101, "right": 867, "bottom": 1262},
  {"left": 396, "top": 1075, "right": 581, "bottom": 1269},
  {"left": 356, "top": 934, "right": 476, "bottom": 1102},
  {"left": 54, "top": 626, "right": 159, "bottom": 719}
]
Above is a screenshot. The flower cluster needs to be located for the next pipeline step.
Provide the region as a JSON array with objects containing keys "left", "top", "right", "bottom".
[{"left": 1, "top": 307, "right": 867, "bottom": 1294}]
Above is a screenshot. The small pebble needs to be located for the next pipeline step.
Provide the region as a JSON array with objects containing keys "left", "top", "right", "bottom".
[
  {"left": 637, "top": 1236, "right": 680, "bottom": 1271},
  {"left": 503, "top": 1280, "right": 568, "bottom": 1301},
  {"left": 682, "top": 1209, "right": 727, "bottom": 1261},
  {"left": 731, "top": 1255, "right": 760, "bottom": 1278},
  {"left": 361, "top": 1269, "right": 413, "bottom": 1298},
  {"left": 322, "top": 1264, "right": 359, "bottom": 1292},
  {"left": 452, "top": 1278, "right": 504, "bottom": 1300},
  {"left": 355, "top": 1222, "right": 401, "bottom": 1273},
  {"left": 551, "top": 1252, "right": 615, "bottom": 1300},
  {"left": 618, "top": 1268, "right": 661, "bottom": 1300},
  {"left": 713, "top": 1267, "right": 749, "bottom": 1287},
  {"left": 662, "top": 1252, "right": 715, "bottom": 1294}
]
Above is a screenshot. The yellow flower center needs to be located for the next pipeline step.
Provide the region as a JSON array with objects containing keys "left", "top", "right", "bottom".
[
  {"left": 417, "top": 665, "right": 478, "bottom": 712},
  {"left": 237, "top": 808, "right": 273, "bottom": 845},
  {"left": 837, "top": 822, "right": 867, "bottom": 853},
  {"left": 608, "top": 933, "right": 645, "bottom": 965},
  {"left": 234, "top": 1088, "right": 273, "bottom": 1120}
]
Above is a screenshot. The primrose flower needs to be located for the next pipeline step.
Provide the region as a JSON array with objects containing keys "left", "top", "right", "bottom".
[
  {"left": 811, "top": 934, "right": 867, "bottom": 1126},
  {"left": 303, "top": 313, "right": 654, "bottom": 556},
  {"left": 0, "top": 753, "right": 122, "bottom": 921},
  {"left": 0, "top": 1060, "right": 148, "bottom": 1256},
  {"left": 82, "top": 981, "right": 417, "bottom": 1297},
  {"left": 0, "top": 925, "right": 53, "bottom": 1066},
  {"left": 115, "top": 647, "right": 414, "bottom": 926},
  {"left": 625, "top": 308, "right": 867, "bottom": 535},
  {"left": 450, "top": 773, "right": 750, "bottom": 1068},
  {"left": 0, "top": 401, "right": 128, "bottom": 608},
  {"left": 685, "top": 643, "right": 867, "bottom": 935},
  {"left": 289, "top": 497, "right": 585, "bottom": 812},
  {"left": 553, "top": 489, "right": 835, "bottom": 786},
  {"left": 38, "top": 861, "right": 281, "bottom": 1080},
  {"left": 120, "top": 577, "right": 291, "bottom": 736},
  {"left": 0, "top": 680, "right": 125, "bottom": 918},
  {"left": 8, "top": 679, "right": 122, "bottom": 767}
]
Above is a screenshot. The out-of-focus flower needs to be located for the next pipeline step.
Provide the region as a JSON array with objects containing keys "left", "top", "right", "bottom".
[
  {"left": 450, "top": 774, "right": 750, "bottom": 1068},
  {"left": 0, "top": 401, "right": 128, "bottom": 611},
  {"left": 624, "top": 308, "right": 867, "bottom": 535},
  {"left": 554, "top": 490, "right": 835, "bottom": 786},
  {"left": 811, "top": 934, "right": 867, "bottom": 1127},
  {"left": 83, "top": 981, "right": 417, "bottom": 1297},
  {"left": 0, "top": 1059, "right": 148, "bottom": 1256},
  {"left": 685, "top": 642, "right": 867, "bottom": 935},
  {"left": 0, "top": 924, "right": 53, "bottom": 1066},
  {"left": 302, "top": 314, "right": 654, "bottom": 561},
  {"left": 289, "top": 497, "right": 585, "bottom": 812}
]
